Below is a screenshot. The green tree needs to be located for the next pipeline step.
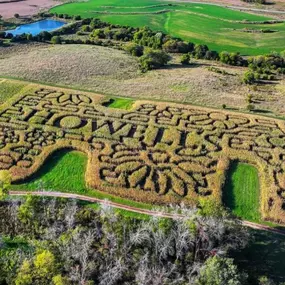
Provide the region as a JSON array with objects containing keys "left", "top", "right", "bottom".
[
  {"left": 139, "top": 49, "right": 171, "bottom": 71},
  {"left": 197, "top": 256, "right": 247, "bottom": 285},
  {"left": 15, "top": 260, "right": 33, "bottom": 285},
  {"left": 180, "top": 53, "right": 191, "bottom": 65},
  {"left": 194, "top": 44, "right": 209, "bottom": 59},
  {"left": 52, "top": 275, "right": 70, "bottom": 285},
  {"left": 51, "top": 36, "right": 62, "bottom": 44},
  {"left": 34, "top": 250, "right": 57, "bottom": 280},
  {"left": 243, "top": 71, "right": 255, "bottom": 85},
  {"left": 124, "top": 42, "right": 144, "bottom": 57},
  {"left": 0, "top": 170, "right": 11, "bottom": 200},
  {"left": 15, "top": 251, "right": 59, "bottom": 285}
]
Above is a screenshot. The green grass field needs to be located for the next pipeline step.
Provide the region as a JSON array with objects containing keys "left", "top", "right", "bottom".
[
  {"left": 51, "top": 0, "right": 285, "bottom": 55},
  {"left": 223, "top": 162, "right": 260, "bottom": 222},
  {"left": 105, "top": 98, "right": 134, "bottom": 110}
]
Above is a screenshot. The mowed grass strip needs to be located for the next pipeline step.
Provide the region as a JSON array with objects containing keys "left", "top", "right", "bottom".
[
  {"left": 0, "top": 80, "right": 27, "bottom": 104},
  {"left": 223, "top": 162, "right": 260, "bottom": 221},
  {"left": 105, "top": 98, "right": 134, "bottom": 110},
  {"left": 11, "top": 150, "right": 153, "bottom": 211}
]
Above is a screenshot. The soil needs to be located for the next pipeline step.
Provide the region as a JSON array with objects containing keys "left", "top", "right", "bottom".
[{"left": 0, "top": 0, "right": 60, "bottom": 19}]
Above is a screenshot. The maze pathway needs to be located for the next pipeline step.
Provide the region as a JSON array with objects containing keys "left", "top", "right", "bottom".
[{"left": 0, "top": 86, "right": 285, "bottom": 222}]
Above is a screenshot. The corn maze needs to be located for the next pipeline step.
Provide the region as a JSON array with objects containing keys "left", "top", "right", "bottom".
[{"left": 1, "top": 84, "right": 285, "bottom": 222}]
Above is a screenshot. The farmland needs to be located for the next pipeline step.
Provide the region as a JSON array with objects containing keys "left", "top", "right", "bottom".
[
  {"left": 1, "top": 44, "right": 284, "bottom": 117},
  {"left": 51, "top": 0, "right": 285, "bottom": 55},
  {"left": 0, "top": 79, "right": 285, "bottom": 224}
]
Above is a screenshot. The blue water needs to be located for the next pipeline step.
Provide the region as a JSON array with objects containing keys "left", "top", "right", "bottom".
[{"left": 5, "top": 19, "right": 66, "bottom": 36}]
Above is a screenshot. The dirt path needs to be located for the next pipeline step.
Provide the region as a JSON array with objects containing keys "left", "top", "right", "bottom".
[{"left": 9, "top": 190, "right": 285, "bottom": 236}]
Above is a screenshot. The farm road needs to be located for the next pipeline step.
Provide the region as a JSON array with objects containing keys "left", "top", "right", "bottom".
[{"left": 9, "top": 190, "right": 285, "bottom": 237}]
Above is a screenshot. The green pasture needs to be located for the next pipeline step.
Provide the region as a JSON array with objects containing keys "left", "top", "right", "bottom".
[
  {"left": 223, "top": 162, "right": 260, "bottom": 222},
  {"left": 104, "top": 97, "right": 134, "bottom": 110},
  {"left": 51, "top": 0, "right": 285, "bottom": 55}
]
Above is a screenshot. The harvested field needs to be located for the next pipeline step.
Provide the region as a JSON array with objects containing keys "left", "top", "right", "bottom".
[
  {"left": 0, "top": 44, "right": 284, "bottom": 116},
  {"left": 0, "top": 0, "right": 60, "bottom": 19},
  {"left": 1, "top": 79, "right": 285, "bottom": 223}
]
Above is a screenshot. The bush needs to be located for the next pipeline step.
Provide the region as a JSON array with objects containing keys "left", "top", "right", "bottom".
[
  {"left": 243, "top": 71, "right": 255, "bottom": 84},
  {"left": 162, "top": 39, "right": 193, "bottom": 53},
  {"left": 139, "top": 49, "right": 171, "bottom": 71},
  {"left": 219, "top": 51, "right": 245, "bottom": 66},
  {"left": 26, "top": 34, "right": 33, "bottom": 41},
  {"left": 205, "top": 50, "right": 219, "bottom": 60},
  {"left": 124, "top": 42, "right": 144, "bottom": 57},
  {"left": 91, "top": 29, "right": 105, "bottom": 39},
  {"left": 193, "top": 44, "right": 209, "bottom": 59},
  {"left": 73, "top": 15, "right": 81, "bottom": 21},
  {"left": 180, "top": 53, "right": 191, "bottom": 65},
  {"left": 81, "top": 25, "right": 91, "bottom": 32},
  {"left": 51, "top": 36, "right": 62, "bottom": 44},
  {"left": 37, "top": 31, "right": 52, "bottom": 41},
  {"left": 248, "top": 53, "right": 285, "bottom": 70},
  {"left": 247, "top": 104, "right": 255, "bottom": 111},
  {"left": 247, "top": 94, "right": 253, "bottom": 103}
]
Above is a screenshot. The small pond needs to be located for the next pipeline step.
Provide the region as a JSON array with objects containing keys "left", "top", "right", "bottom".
[{"left": 5, "top": 19, "right": 66, "bottom": 36}]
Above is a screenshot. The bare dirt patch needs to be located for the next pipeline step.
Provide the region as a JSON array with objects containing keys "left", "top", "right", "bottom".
[{"left": 0, "top": 0, "right": 60, "bottom": 18}]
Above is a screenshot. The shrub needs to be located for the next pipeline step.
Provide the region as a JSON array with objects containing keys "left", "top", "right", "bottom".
[
  {"left": 51, "top": 36, "right": 62, "bottom": 44},
  {"left": 180, "top": 53, "right": 191, "bottom": 65},
  {"left": 81, "top": 25, "right": 91, "bottom": 32},
  {"left": 205, "top": 50, "right": 219, "bottom": 60},
  {"left": 193, "top": 44, "right": 209, "bottom": 59},
  {"left": 26, "top": 34, "right": 33, "bottom": 41},
  {"left": 37, "top": 31, "right": 52, "bottom": 41},
  {"left": 139, "top": 49, "right": 171, "bottom": 71},
  {"left": 246, "top": 104, "right": 255, "bottom": 111},
  {"left": 91, "top": 29, "right": 105, "bottom": 39},
  {"left": 162, "top": 39, "right": 193, "bottom": 53},
  {"left": 243, "top": 71, "right": 255, "bottom": 84},
  {"left": 247, "top": 94, "right": 253, "bottom": 103},
  {"left": 124, "top": 42, "right": 144, "bottom": 57},
  {"left": 14, "top": 13, "right": 20, "bottom": 19},
  {"left": 219, "top": 51, "right": 245, "bottom": 66},
  {"left": 73, "top": 15, "right": 81, "bottom": 21}
]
